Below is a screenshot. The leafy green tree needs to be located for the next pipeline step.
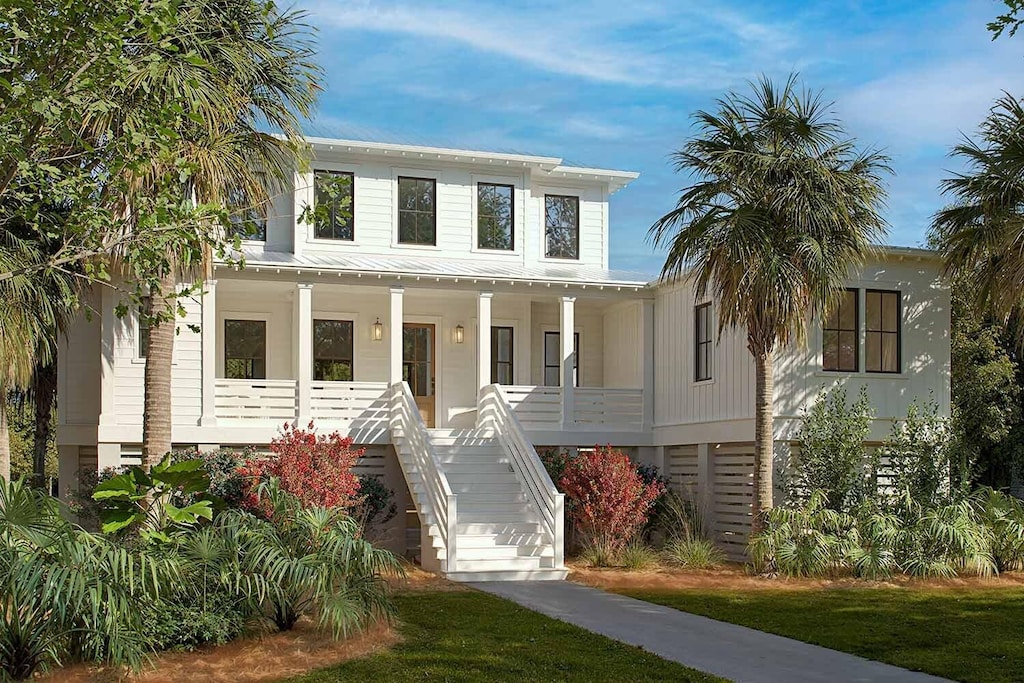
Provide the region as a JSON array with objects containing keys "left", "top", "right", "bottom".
[
  {"left": 990, "top": 0, "right": 1024, "bottom": 38},
  {"left": 649, "top": 74, "right": 889, "bottom": 530}
]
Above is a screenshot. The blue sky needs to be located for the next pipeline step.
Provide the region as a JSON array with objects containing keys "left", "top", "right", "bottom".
[{"left": 298, "top": 0, "right": 1021, "bottom": 275}]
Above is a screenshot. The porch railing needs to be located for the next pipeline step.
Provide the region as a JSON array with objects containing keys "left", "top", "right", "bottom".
[
  {"left": 310, "top": 381, "right": 389, "bottom": 427},
  {"left": 214, "top": 379, "right": 297, "bottom": 421},
  {"left": 500, "top": 385, "right": 562, "bottom": 429},
  {"left": 500, "top": 385, "right": 644, "bottom": 431}
]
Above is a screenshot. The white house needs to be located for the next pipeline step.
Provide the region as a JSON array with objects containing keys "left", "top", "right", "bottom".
[{"left": 56, "top": 138, "right": 951, "bottom": 579}]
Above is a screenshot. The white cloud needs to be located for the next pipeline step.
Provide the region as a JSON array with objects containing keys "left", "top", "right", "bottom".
[{"left": 559, "top": 116, "right": 633, "bottom": 140}]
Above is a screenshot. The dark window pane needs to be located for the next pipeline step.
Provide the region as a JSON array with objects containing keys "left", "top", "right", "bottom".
[
  {"left": 866, "top": 290, "right": 901, "bottom": 373},
  {"left": 313, "top": 171, "right": 354, "bottom": 240},
  {"left": 544, "top": 195, "right": 579, "bottom": 259},
  {"left": 823, "top": 289, "right": 858, "bottom": 371},
  {"left": 491, "top": 326, "right": 514, "bottom": 384},
  {"left": 398, "top": 177, "right": 436, "bottom": 245},
  {"left": 881, "top": 334, "right": 898, "bottom": 372},
  {"left": 224, "top": 320, "right": 266, "bottom": 380},
  {"left": 478, "top": 183, "right": 514, "bottom": 250},
  {"left": 313, "top": 319, "right": 353, "bottom": 381},
  {"left": 225, "top": 187, "right": 268, "bottom": 241},
  {"left": 865, "top": 291, "right": 881, "bottom": 330},
  {"left": 543, "top": 331, "right": 578, "bottom": 387}
]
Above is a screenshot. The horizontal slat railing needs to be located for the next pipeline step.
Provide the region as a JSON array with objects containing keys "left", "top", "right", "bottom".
[
  {"left": 479, "top": 384, "right": 564, "bottom": 569},
  {"left": 215, "top": 379, "right": 297, "bottom": 421},
  {"left": 573, "top": 387, "right": 644, "bottom": 430},
  {"left": 310, "top": 381, "right": 389, "bottom": 428},
  {"left": 500, "top": 385, "right": 562, "bottom": 429},
  {"left": 390, "top": 382, "right": 457, "bottom": 572}
]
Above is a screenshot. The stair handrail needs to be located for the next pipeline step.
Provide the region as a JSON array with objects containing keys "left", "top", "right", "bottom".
[
  {"left": 477, "top": 384, "right": 565, "bottom": 569},
  {"left": 390, "top": 382, "right": 457, "bottom": 571}
]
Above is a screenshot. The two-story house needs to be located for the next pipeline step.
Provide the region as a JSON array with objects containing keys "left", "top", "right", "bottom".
[{"left": 56, "top": 137, "right": 951, "bottom": 579}]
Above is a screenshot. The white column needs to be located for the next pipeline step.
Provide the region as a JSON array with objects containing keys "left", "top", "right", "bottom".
[
  {"left": 98, "top": 286, "right": 116, "bottom": 427},
  {"left": 389, "top": 286, "right": 404, "bottom": 385},
  {"left": 200, "top": 279, "right": 218, "bottom": 427},
  {"left": 559, "top": 295, "right": 575, "bottom": 429},
  {"left": 477, "top": 291, "right": 493, "bottom": 394},
  {"left": 296, "top": 283, "right": 313, "bottom": 424},
  {"left": 641, "top": 298, "right": 655, "bottom": 430}
]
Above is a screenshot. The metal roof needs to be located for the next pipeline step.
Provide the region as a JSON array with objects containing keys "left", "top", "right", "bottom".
[{"left": 221, "top": 247, "right": 653, "bottom": 289}]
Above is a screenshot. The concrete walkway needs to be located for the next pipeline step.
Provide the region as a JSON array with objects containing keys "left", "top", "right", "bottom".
[{"left": 470, "top": 581, "right": 950, "bottom": 683}]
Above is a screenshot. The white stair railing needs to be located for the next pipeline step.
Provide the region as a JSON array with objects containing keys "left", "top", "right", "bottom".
[
  {"left": 477, "top": 384, "right": 565, "bottom": 569},
  {"left": 390, "top": 382, "right": 457, "bottom": 572}
]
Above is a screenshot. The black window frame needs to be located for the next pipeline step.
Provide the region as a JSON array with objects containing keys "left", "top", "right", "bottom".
[
  {"left": 397, "top": 176, "right": 437, "bottom": 246},
  {"left": 491, "top": 326, "right": 514, "bottom": 384},
  {"left": 312, "top": 318, "right": 354, "bottom": 381},
  {"left": 544, "top": 194, "right": 580, "bottom": 260},
  {"left": 822, "top": 288, "right": 860, "bottom": 372},
  {"left": 313, "top": 170, "right": 355, "bottom": 241},
  {"left": 543, "top": 331, "right": 579, "bottom": 387},
  {"left": 225, "top": 187, "right": 268, "bottom": 242},
  {"left": 694, "top": 302, "right": 712, "bottom": 382},
  {"left": 477, "top": 182, "right": 514, "bottom": 251},
  {"left": 865, "top": 289, "right": 902, "bottom": 374},
  {"left": 224, "top": 319, "right": 267, "bottom": 380}
]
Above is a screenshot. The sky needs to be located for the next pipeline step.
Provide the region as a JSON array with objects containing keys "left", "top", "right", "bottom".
[{"left": 297, "top": 0, "right": 1022, "bottom": 275}]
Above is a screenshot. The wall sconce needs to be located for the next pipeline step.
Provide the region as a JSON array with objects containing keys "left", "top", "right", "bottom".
[
  {"left": 372, "top": 317, "right": 383, "bottom": 342},
  {"left": 454, "top": 324, "right": 465, "bottom": 344}
]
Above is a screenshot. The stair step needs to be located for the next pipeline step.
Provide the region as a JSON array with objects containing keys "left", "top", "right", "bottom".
[
  {"left": 452, "top": 492, "right": 529, "bottom": 503},
  {"left": 457, "top": 501, "right": 536, "bottom": 514},
  {"left": 457, "top": 512, "right": 543, "bottom": 524},
  {"left": 453, "top": 557, "right": 543, "bottom": 572},
  {"left": 457, "top": 532, "right": 551, "bottom": 547},
  {"left": 456, "top": 522, "right": 546, "bottom": 535},
  {"left": 444, "top": 568, "right": 568, "bottom": 582},
  {"left": 456, "top": 545, "right": 523, "bottom": 560}
]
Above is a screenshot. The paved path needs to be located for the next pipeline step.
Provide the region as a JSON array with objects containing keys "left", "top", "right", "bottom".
[{"left": 470, "top": 581, "right": 950, "bottom": 683}]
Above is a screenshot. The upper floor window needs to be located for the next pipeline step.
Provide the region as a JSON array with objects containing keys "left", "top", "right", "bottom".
[
  {"left": 398, "top": 176, "right": 436, "bottom": 245},
  {"left": 313, "top": 319, "right": 354, "bottom": 381},
  {"left": 543, "top": 331, "right": 579, "bottom": 387},
  {"left": 224, "top": 319, "right": 266, "bottom": 380},
  {"left": 313, "top": 170, "right": 354, "bottom": 241},
  {"left": 866, "top": 290, "right": 901, "bottom": 373},
  {"left": 477, "top": 183, "right": 514, "bottom": 251},
  {"left": 544, "top": 195, "right": 579, "bottom": 259},
  {"left": 491, "top": 326, "right": 514, "bottom": 384},
  {"left": 823, "top": 289, "right": 859, "bottom": 372},
  {"left": 695, "top": 302, "right": 712, "bottom": 382},
  {"left": 225, "top": 187, "right": 267, "bottom": 242}
]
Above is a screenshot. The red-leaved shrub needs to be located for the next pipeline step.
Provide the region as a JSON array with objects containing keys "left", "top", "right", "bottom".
[
  {"left": 241, "top": 422, "right": 363, "bottom": 511},
  {"left": 559, "top": 446, "right": 664, "bottom": 554}
]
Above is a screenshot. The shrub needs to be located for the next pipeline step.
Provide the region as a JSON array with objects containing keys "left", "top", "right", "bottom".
[
  {"left": 749, "top": 491, "right": 858, "bottom": 577},
  {"left": 619, "top": 540, "right": 659, "bottom": 570},
  {"left": 578, "top": 542, "right": 617, "bottom": 568},
  {"left": 879, "top": 398, "right": 953, "bottom": 507},
  {"left": 539, "top": 448, "right": 573, "bottom": 488},
  {"left": 142, "top": 588, "right": 248, "bottom": 651},
  {"left": 646, "top": 489, "right": 708, "bottom": 544},
  {"left": 559, "top": 446, "right": 664, "bottom": 555},
  {"left": 785, "top": 386, "right": 876, "bottom": 512},
  {"left": 352, "top": 474, "right": 397, "bottom": 533},
  {"left": 662, "top": 537, "right": 726, "bottom": 569},
  {"left": 241, "top": 422, "right": 363, "bottom": 511},
  {"left": 973, "top": 487, "right": 1024, "bottom": 572},
  {"left": 174, "top": 447, "right": 251, "bottom": 509}
]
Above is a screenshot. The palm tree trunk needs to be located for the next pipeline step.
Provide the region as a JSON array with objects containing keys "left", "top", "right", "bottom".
[
  {"left": 143, "top": 269, "right": 177, "bottom": 468},
  {"left": 751, "top": 350, "right": 775, "bottom": 535},
  {"left": 0, "top": 387, "right": 10, "bottom": 481},
  {"left": 32, "top": 361, "right": 57, "bottom": 490}
]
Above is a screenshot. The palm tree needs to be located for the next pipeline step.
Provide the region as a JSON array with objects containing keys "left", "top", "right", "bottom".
[
  {"left": 649, "top": 75, "right": 889, "bottom": 532},
  {"left": 110, "top": 0, "right": 320, "bottom": 465},
  {"left": 931, "top": 93, "right": 1024, "bottom": 337}
]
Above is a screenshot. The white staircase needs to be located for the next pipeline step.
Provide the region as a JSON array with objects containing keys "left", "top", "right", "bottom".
[{"left": 390, "top": 383, "right": 566, "bottom": 582}]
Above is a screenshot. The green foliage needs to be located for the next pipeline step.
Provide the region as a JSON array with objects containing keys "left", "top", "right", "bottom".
[
  {"left": 352, "top": 474, "right": 397, "bottom": 532},
  {"left": 646, "top": 489, "right": 709, "bottom": 544},
  {"left": 172, "top": 447, "right": 251, "bottom": 508},
  {"left": 539, "top": 447, "right": 573, "bottom": 488},
  {"left": 578, "top": 543, "right": 617, "bottom": 568},
  {"left": 785, "top": 386, "right": 876, "bottom": 511},
  {"left": 750, "top": 491, "right": 857, "bottom": 577},
  {"left": 619, "top": 541, "right": 660, "bottom": 570},
  {"left": 662, "top": 538, "right": 726, "bottom": 569},
  {"left": 879, "top": 398, "right": 953, "bottom": 504},
  {"left": 990, "top": 0, "right": 1024, "bottom": 38},
  {"left": 973, "top": 487, "right": 1024, "bottom": 571},
  {"left": 141, "top": 587, "right": 248, "bottom": 652},
  {"left": 92, "top": 454, "right": 214, "bottom": 540}
]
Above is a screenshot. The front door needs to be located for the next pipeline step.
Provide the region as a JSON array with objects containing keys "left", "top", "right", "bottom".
[{"left": 403, "top": 323, "right": 436, "bottom": 427}]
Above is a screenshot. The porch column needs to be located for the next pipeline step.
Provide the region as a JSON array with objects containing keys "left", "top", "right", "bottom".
[
  {"left": 296, "top": 283, "right": 313, "bottom": 425},
  {"left": 98, "top": 285, "right": 116, "bottom": 428},
  {"left": 641, "top": 298, "right": 655, "bottom": 430},
  {"left": 477, "top": 291, "right": 492, "bottom": 395},
  {"left": 559, "top": 295, "right": 575, "bottom": 430},
  {"left": 389, "top": 286, "right": 404, "bottom": 385},
  {"left": 200, "top": 279, "right": 218, "bottom": 427}
]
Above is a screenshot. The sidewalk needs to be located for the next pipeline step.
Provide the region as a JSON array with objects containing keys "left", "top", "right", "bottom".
[{"left": 470, "top": 581, "right": 951, "bottom": 683}]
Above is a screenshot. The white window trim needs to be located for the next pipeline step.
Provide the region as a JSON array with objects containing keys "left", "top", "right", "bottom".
[
  {"left": 306, "top": 162, "right": 362, "bottom": 248},
  {"left": 402, "top": 314, "right": 444, "bottom": 425},
  {"left": 471, "top": 173, "right": 524, "bottom": 256},
  {"left": 219, "top": 310, "right": 271, "bottom": 379},
  {"left": 391, "top": 167, "right": 443, "bottom": 252},
  {"left": 311, "top": 310, "right": 361, "bottom": 381},
  {"left": 692, "top": 298, "right": 715, "bottom": 387},
  {"left": 537, "top": 186, "right": 583, "bottom": 263},
  {"left": 814, "top": 281, "right": 909, "bottom": 379}
]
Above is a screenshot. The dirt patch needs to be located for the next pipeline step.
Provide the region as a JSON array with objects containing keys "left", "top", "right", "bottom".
[
  {"left": 569, "top": 562, "right": 1024, "bottom": 593},
  {"left": 391, "top": 564, "right": 470, "bottom": 593},
  {"left": 42, "top": 618, "right": 399, "bottom": 683}
]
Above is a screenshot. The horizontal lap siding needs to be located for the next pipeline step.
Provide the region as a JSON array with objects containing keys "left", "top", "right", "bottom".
[
  {"left": 666, "top": 445, "right": 698, "bottom": 496},
  {"left": 712, "top": 442, "right": 755, "bottom": 560}
]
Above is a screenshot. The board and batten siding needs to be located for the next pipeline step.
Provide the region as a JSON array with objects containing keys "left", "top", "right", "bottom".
[
  {"left": 602, "top": 301, "right": 643, "bottom": 388},
  {"left": 529, "top": 300, "right": 604, "bottom": 388}
]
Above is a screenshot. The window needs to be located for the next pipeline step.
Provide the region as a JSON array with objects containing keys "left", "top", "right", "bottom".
[
  {"left": 225, "top": 187, "right": 267, "bottom": 241},
  {"left": 866, "top": 290, "right": 901, "bottom": 373},
  {"left": 477, "top": 183, "right": 514, "bottom": 250},
  {"left": 823, "top": 289, "right": 859, "bottom": 372},
  {"left": 694, "top": 302, "right": 712, "bottom": 381},
  {"left": 313, "top": 319, "right": 353, "bottom": 381},
  {"left": 313, "top": 170, "right": 354, "bottom": 240},
  {"left": 491, "top": 326, "right": 514, "bottom": 384},
  {"left": 224, "top": 319, "right": 266, "bottom": 380},
  {"left": 544, "top": 195, "right": 579, "bottom": 259},
  {"left": 543, "top": 331, "right": 579, "bottom": 387},
  {"left": 398, "top": 176, "right": 436, "bottom": 245},
  {"left": 137, "top": 297, "right": 151, "bottom": 358}
]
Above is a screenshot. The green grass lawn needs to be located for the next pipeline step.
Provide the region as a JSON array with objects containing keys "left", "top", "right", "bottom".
[
  {"left": 290, "top": 589, "right": 724, "bottom": 683},
  {"left": 619, "top": 585, "right": 1024, "bottom": 683}
]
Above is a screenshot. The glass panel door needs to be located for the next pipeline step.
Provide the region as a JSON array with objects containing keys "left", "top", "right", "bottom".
[{"left": 403, "top": 323, "right": 435, "bottom": 426}]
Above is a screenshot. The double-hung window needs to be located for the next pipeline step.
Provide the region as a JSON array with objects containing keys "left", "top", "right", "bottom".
[
  {"left": 398, "top": 176, "right": 437, "bottom": 245},
  {"left": 491, "top": 326, "right": 514, "bottom": 384},
  {"left": 694, "top": 302, "right": 712, "bottom": 382},
  {"left": 866, "top": 290, "right": 901, "bottom": 373},
  {"left": 477, "top": 183, "right": 514, "bottom": 250},
  {"left": 544, "top": 195, "right": 579, "bottom": 259},
  {"left": 543, "top": 331, "right": 579, "bottom": 387},
  {"left": 823, "top": 289, "right": 859, "bottom": 372},
  {"left": 225, "top": 187, "right": 267, "bottom": 242},
  {"left": 313, "top": 319, "right": 354, "bottom": 381},
  {"left": 224, "top": 319, "right": 266, "bottom": 380},
  {"left": 313, "top": 170, "right": 354, "bottom": 240}
]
